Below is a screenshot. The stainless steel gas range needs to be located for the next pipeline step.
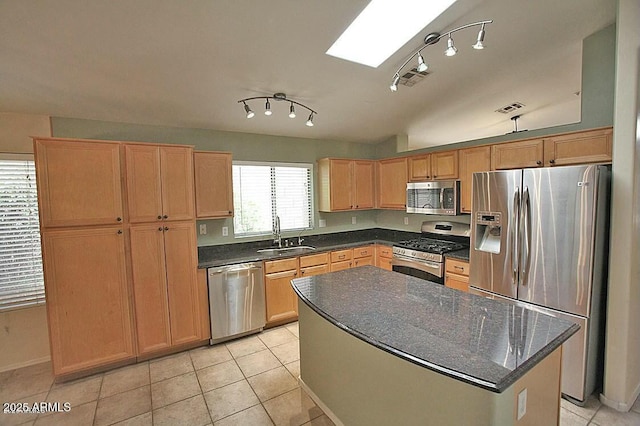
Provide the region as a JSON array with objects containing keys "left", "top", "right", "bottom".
[{"left": 392, "top": 221, "right": 470, "bottom": 284}]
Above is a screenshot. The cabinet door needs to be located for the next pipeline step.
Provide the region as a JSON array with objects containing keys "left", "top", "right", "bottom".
[
  {"left": 377, "top": 257, "right": 393, "bottom": 271},
  {"left": 194, "top": 151, "right": 234, "bottom": 218},
  {"left": 353, "top": 256, "right": 374, "bottom": 267},
  {"left": 543, "top": 128, "right": 612, "bottom": 166},
  {"left": 408, "top": 154, "right": 431, "bottom": 181},
  {"left": 378, "top": 157, "right": 408, "bottom": 209},
  {"left": 431, "top": 150, "right": 459, "bottom": 179},
  {"left": 197, "top": 268, "right": 211, "bottom": 341},
  {"left": 265, "top": 270, "right": 299, "bottom": 325},
  {"left": 34, "top": 139, "right": 124, "bottom": 227},
  {"left": 445, "top": 273, "right": 469, "bottom": 292},
  {"left": 330, "top": 260, "right": 352, "bottom": 272},
  {"left": 164, "top": 221, "right": 201, "bottom": 345},
  {"left": 300, "top": 264, "right": 330, "bottom": 277},
  {"left": 491, "top": 139, "right": 544, "bottom": 170},
  {"left": 353, "top": 160, "right": 375, "bottom": 209},
  {"left": 329, "top": 159, "right": 353, "bottom": 210},
  {"left": 458, "top": 146, "right": 491, "bottom": 213},
  {"left": 160, "top": 146, "right": 195, "bottom": 221},
  {"left": 42, "top": 227, "right": 134, "bottom": 376},
  {"left": 129, "top": 224, "right": 171, "bottom": 355},
  {"left": 125, "top": 145, "right": 163, "bottom": 223}
]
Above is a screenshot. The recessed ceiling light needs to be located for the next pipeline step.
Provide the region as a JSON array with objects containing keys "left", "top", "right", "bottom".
[{"left": 326, "top": 0, "right": 458, "bottom": 68}]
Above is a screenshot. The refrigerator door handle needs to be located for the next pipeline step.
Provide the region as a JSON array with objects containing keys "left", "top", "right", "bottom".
[
  {"left": 520, "top": 186, "right": 532, "bottom": 286},
  {"left": 512, "top": 186, "right": 520, "bottom": 285}
]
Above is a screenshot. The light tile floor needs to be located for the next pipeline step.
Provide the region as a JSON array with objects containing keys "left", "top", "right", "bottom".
[{"left": 1, "top": 321, "right": 639, "bottom": 425}]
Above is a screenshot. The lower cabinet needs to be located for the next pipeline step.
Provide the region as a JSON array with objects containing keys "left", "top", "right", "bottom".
[
  {"left": 264, "top": 258, "right": 299, "bottom": 326},
  {"left": 42, "top": 227, "right": 135, "bottom": 376},
  {"left": 300, "top": 252, "right": 330, "bottom": 277},
  {"left": 353, "top": 245, "right": 374, "bottom": 267},
  {"left": 330, "top": 249, "right": 353, "bottom": 271},
  {"left": 444, "top": 258, "right": 470, "bottom": 293},
  {"left": 376, "top": 245, "right": 393, "bottom": 271},
  {"left": 130, "top": 221, "right": 203, "bottom": 355}
]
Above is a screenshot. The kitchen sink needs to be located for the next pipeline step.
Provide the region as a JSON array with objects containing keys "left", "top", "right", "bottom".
[{"left": 257, "top": 246, "right": 316, "bottom": 255}]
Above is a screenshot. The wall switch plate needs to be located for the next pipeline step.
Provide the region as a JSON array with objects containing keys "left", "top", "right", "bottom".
[
  {"left": 319, "top": 219, "right": 326, "bottom": 228},
  {"left": 352, "top": 216, "right": 357, "bottom": 225},
  {"left": 517, "top": 388, "right": 527, "bottom": 420},
  {"left": 222, "top": 226, "right": 228, "bottom": 237},
  {"left": 199, "top": 224, "right": 207, "bottom": 235},
  {"left": 404, "top": 217, "right": 409, "bottom": 225}
]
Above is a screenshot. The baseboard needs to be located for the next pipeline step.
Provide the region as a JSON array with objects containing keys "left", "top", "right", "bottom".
[
  {"left": 600, "top": 380, "right": 640, "bottom": 411},
  {"left": 0, "top": 356, "right": 51, "bottom": 373},
  {"left": 298, "top": 376, "right": 344, "bottom": 426}
]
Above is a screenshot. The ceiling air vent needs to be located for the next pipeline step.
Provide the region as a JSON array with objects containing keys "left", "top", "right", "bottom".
[
  {"left": 495, "top": 102, "right": 525, "bottom": 114},
  {"left": 399, "top": 67, "right": 431, "bottom": 87}
]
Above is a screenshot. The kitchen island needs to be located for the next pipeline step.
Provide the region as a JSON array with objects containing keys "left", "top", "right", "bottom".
[{"left": 291, "top": 266, "right": 579, "bottom": 426}]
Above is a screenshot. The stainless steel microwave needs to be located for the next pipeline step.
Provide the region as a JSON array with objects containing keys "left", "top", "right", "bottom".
[{"left": 406, "top": 181, "right": 460, "bottom": 215}]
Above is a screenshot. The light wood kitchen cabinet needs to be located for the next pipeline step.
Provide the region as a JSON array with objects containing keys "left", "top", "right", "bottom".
[
  {"left": 444, "top": 258, "right": 469, "bottom": 293},
  {"left": 543, "top": 127, "right": 612, "bottom": 166},
  {"left": 41, "top": 227, "right": 135, "bottom": 376},
  {"left": 34, "top": 138, "right": 124, "bottom": 228},
  {"left": 194, "top": 151, "right": 234, "bottom": 218},
  {"left": 331, "top": 249, "right": 353, "bottom": 271},
  {"left": 377, "top": 157, "right": 408, "bottom": 209},
  {"left": 197, "top": 269, "right": 211, "bottom": 341},
  {"left": 300, "top": 252, "right": 330, "bottom": 277},
  {"left": 264, "top": 258, "right": 299, "bottom": 326},
  {"left": 130, "top": 221, "right": 202, "bottom": 355},
  {"left": 375, "top": 244, "right": 393, "bottom": 271},
  {"left": 318, "top": 158, "right": 375, "bottom": 211},
  {"left": 409, "top": 151, "right": 459, "bottom": 181},
  {"left": 458, "top": 146, "right": 491, "bottom": 213},
  {"left": 125, "top": 144, "right": 195, "bottom": 223},
  {"left": 491, "top": 138, "right": 544, "bottom": 170},
  {"left": 353, "top": 245, "right": 374, "bottom": 267}
]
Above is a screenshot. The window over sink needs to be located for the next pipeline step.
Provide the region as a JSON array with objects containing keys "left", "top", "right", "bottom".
[{"left": 232, "top": 161, "right": 314, "bottom": 237}]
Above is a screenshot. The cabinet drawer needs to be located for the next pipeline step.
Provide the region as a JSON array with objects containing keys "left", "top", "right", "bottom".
[
  {"left": 299, "top": 252, "right": 330, "bottom": 268},
  {"left": 354, "top": 256, "right": 374, "bottom": 267},
  {"left": 300, "top": 264, "right": 330, "bottom": 277},
  {"left": 331, "top": 249, "right": 353, "bottom": 263},
  {"left": 445, "top": 258, "right": 469, "bottom": 276},
  {"left": 264, "top": 257, "right": 299, "bottom": 274},
  {"left": 353, "top": 245, "right": 374, "bottom": 259},
  {"left": 445, "top": 272, "right": 469, "bottom": 293},
  {"left": 377, "top": 245, "right": 393, "bottom": 259}
]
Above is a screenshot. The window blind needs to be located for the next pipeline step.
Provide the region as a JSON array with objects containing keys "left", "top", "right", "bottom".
[
  {"left": 0, "top": 158, "right": 45, "bottom": 311},
  {"left": 233, "top": 162, "right": 313, "bottom": 237}
]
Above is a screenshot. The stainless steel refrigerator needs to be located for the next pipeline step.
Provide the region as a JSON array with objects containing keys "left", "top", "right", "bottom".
[{"left": 469, "top": 164, "right": 609, "bottom": 404}]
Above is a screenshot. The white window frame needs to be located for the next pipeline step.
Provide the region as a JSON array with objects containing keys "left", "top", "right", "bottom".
[
  {"left": 232, "top": 161, "right": 314, "bottom": 238},
  {"left": 0, "top": 153, "right": 45, "bottom": 312}
]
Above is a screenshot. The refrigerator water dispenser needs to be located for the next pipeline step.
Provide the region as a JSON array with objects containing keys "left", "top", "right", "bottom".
[{"left": 474, "top": 212, "right": 502, "bottom": 254}]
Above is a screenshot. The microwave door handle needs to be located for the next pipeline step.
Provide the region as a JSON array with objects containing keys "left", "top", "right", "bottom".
[
  {"left": 512, "top": 186, "right": 520, "bottom": 286},
  {"left": 439, "top": 188, "right": 445, "bottom": 209}
]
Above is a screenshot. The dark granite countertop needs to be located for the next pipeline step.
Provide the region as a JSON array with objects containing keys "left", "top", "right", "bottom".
[
  {"left": 198, "top": 228, "right": 420, "bottom": 268},
  {"left": 446, "top": 248, "right": 470, "bottom": 262},
  {"left": 291, "top": 266, "right": 579, "bottom": 393}
]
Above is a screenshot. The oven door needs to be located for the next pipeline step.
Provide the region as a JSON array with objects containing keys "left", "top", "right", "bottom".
[{"left": 391, "top": 254, "right": 444, "bottom": 284}]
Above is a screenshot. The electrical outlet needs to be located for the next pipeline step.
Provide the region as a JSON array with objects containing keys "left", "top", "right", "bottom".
[
  {"left": 319, "top": 219, "right": 326, "bottom": 228},
  {"left": 404, "top": 217, "right": 409, "bottom": 225},
  {"left": 222, "top": 226, "right": 228, "bottom": 237},
  {"left": 517, "top": 388, "right": 527, "bottom": 420},
  {"left": 352, "top": 216, "right": 357, "bottom": 225},
  {"left": 199, "top": 224, "right": 207, "bottom": 235}
]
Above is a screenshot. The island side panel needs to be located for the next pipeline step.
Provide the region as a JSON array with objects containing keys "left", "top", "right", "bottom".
[{"left": 297, "top": 301, "right": 515, "bottom": 426}]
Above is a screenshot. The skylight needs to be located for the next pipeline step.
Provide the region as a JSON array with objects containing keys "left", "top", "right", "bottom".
[{"left": 326, "top": 0, "right": 457, "bottom": 68}]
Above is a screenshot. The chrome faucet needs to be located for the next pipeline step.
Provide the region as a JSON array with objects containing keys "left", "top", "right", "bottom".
[{"left": 273, "top": 216, "right": 282, "bottom": 248}]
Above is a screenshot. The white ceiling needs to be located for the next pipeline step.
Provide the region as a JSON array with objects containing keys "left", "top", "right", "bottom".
[{"left": 0, "top": 0, "right": 615, "bottom": 149}]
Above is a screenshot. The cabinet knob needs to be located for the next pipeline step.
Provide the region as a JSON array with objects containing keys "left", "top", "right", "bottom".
[
  {"left": 116, "top": 217, "right": 122, "bottom": 222},
  {"left": 549, "top": 159, "right": 556, "bottom": 164},
  {"left": 294, "top": 271, "right": 298, "bottom": 276},
  {"left": 117, "top": 229, "right": 123, "bottom": 234},
  {"left": 158, "top": 227, "right": 163, "bottom": 231},
  {"left": 355, "top": 205, "right": 359, "bottom": 209},
  {"left": 228, "top": 211, "right": 232, "bottom": 214},
  {"left": 158, "top": 215, "right": 162, "bottom": 220},
  {"left": 433, "top": 175, "right": 437, "bottom": 179},
  {"left": 301, "top": 270, "right": 305, "bottom": 275},
  {"left": 536, "top": 160, "right": 542, "bottom": 165},
  {"left": 164, "top": 226, "right": 169, "bottom": 231},
  {"left": 163, "top": 215, "right": 168, "bottom": 219}
]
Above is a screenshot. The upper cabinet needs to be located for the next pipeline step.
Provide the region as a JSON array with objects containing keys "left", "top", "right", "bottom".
[
  {"left": 458, "top": 146, "right": 491, "bottom": 214},
  {"left": 125, "top": 144, "right": 195, "bottom": 223},
  {"left": 491, "top": 139, "right": 544, "bottom": 170},
  {"left": 377, "top": 157, "right": 408, "bottom": 210},
  {"left": 34, "top": 138, "right": 124, "bottom": 228},
  {"left": 194, "top": 151, "right": 234, "bottom": 218},
  {"left": 543, "top": 128, "right": 612, "bottom": 167},
  {"left": 408, "top": 151, "right": 458, "bottom": 181},
  {"left": 318, "top": 158, "right": 374, "bottom": 212}
]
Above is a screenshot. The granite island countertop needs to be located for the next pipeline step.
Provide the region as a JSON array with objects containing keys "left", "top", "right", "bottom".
[{"left": 291, "top": 266, "right": 579, "bottom": 393}]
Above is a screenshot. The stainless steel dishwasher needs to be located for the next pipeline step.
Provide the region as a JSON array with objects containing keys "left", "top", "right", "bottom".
[{"left": 207, "top": 262, "right": 265, "bottom": 344}]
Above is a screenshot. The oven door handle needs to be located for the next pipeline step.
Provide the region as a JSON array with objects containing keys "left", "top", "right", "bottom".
[{"left": 391, "top": 257, "right": 443, "bottom": 277}]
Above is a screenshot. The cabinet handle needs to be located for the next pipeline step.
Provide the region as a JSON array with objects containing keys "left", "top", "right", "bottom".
[
  {"left": 433, "top": 175, "right": 437, "bottom": 179},
  {"left": 158, "top": 227, "right": 163, "bottom": 231},
  {"left": 536, "top": 160, "right": 542, "bottom": 165},
  {"left": 549, "top": 159, "right": 556, "bottom": 164},
  {"left": 454, "top": 266, "right": 464, "bottom": 271},
  {"left": 116, "top": 217, "right": 122, "bottom": 222},
  {"left": 117, "top": 229, "right": 123, "bottom": 234},
  {"left": 338, "top": 255, "right": 345, "bottom": 259},
  {"left": 301, "top": 270, "right": 305, "bottom": 275},
  {"left": 355, "top": 205, "right": 359, "bottom": 209},
  {"left": 294, "top": 271, "right": 298, "bottom": 276},
  {"left": 164, "top": 226, "right": 169, "bottom": 231},
  {"left": 163, "top": 215, "right": 168, "bottom": 219},
  {"left": 157, "top": 215, "right": 162, "bottom": 220},
  {"left": 228, "top": 211, "right": 232, "bottom": 214}
]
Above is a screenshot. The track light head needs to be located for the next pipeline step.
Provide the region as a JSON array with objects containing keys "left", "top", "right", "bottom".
[
  {"left": 390, "top": 73, "right": 400, "bottom": 92},
  {"left": 416, "top": 53, "right": 428, "bottom": 72},
  {"left": 473, "top": 23, "right": 486, "bottom": 50},
  {"left": 264, "top": 99, "right": 272, "bottom": 115},
  {"left": 444, "top": 35, "right": 457, "bottom": 56},
  {"left": 289, "top": 103, "right": 296, "bottom": 118},
  {"left": 306, "top": 113, "right": 314, "bottom": 127},
  {"left": 244, "top": 102, "right": 255, "bottom": 119}
]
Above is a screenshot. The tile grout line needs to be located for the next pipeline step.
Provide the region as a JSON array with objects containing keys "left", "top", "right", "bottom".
[
  {"left": 189, "top": 348, "right": 215, "bottom": 425},
  {"left": 91, "top": 373, "right": 104, "bottom": 426}
]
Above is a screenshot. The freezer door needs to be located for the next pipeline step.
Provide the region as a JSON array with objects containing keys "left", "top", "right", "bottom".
[
  {"left": 470, "top": 170, "right": 521, "bottom": 298},
  {"left": 518, "top": 165, "right": 599, "bottom": 317}
]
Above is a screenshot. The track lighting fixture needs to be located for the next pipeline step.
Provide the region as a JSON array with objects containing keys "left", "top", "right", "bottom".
[
  {"left": 238, "top": 93, "right": 317, "bottom": 126},
  {"left": 389, "top": 20, "right": 492, "bottom": 92}
]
